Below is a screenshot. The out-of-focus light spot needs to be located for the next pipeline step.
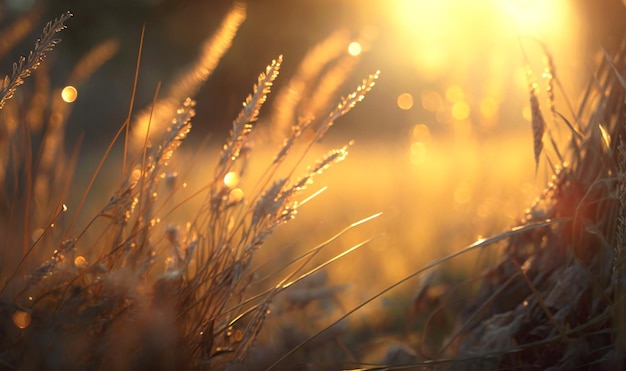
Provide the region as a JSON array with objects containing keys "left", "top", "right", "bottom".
[
  {"left": 421, "top": 90, "right": 444, "bottom": 112},
  {"left": 480, "top": 97, "right": 499, "bottom": 119},
  {"left": 397, "top": 93, "right": 414, "bottom": 110},
  {"left": 347, "top": 41, "right": 362, "bottom": 56},
  {"left": 229, "top": 188, "right": 244, "bottom": 203},
  {"left": 410, "top": 142, "right": 428, "bottom": 165},
  {"left": 436, "top": 110, "right": 453, "bottom": 125},
  {"left": 454, "top": 182, "right": 472, "bottom": 205},
  {"left": 411, "top": 124, "right": 431, "bottom": 142},
  {"left": 61, "top": 86, "right": 78, "bottom": 103},
  {"left": 74, "top": 256, "right": 88, "bottom": 269},
  {"left": 232, "top": 329, "right": 244, "bottom": 342},
  {"left": 12, "top": 311, "right": 31, "bottom": 329},
  {"left": 451, "top": 101, "right": 470, "bottom": 121},
  {"left": 224, "top": 172, "right": 240, "bottom": 188},
  {"left": 522, "top": 106, "right": 532, "bottom": 121},
  {"left": 131, "top": 168, "right": 142, "bottom": 182},
  {"left": 445, "top": 86, "right": 464, "bottom": 103}
]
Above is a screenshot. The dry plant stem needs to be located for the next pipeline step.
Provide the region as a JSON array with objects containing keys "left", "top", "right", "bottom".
[
  {"left": 64, "top": 27, "right": 145, "bottom": 239},
  {"left": 136, "top": 81, "right": 162, "bottom": 236},
  {"left": 123, "top": 24, "right": 145, "bottom": 175}
]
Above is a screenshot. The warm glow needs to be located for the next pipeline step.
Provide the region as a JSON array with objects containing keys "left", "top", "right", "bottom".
[
  {"left": 501, "top": 0, "right": 566, "bottom": 33},
  {"left": 224, "top": 171, "right": 240, "bottom": 188},
  {"left": 74, "top": 256, "right": 88, "bottom": 268},
  {"left": 392, "top": 0, "right": 578, "bottom": 83},
  {"left": 61, "top": 86, "right": 78, "bottom": 103},
  {"left": 347, "top": 41, "right": 362, "bottom": 56},
  {"left": 396, "top": 93, "right": 414, "bottom": 110},
  {"left": 12, "top": 311, "right": 31, "bottom": 329}
]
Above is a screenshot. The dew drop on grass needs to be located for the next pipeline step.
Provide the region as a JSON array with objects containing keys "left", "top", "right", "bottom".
[{"left": 12, "top": 311, "right": 31, "bottom": 329}]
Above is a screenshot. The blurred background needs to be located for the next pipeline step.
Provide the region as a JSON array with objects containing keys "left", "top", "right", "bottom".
[{"left": 2, "top": 0, "right": 626, "bottom": 310}]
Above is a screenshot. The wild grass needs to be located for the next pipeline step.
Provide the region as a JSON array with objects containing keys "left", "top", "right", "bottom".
[
  {"left": 2, "top": 4, "right": 625, "bottom": 371},
  {"left": 0, "top": 5, "right": 381, "bottom": 370}
]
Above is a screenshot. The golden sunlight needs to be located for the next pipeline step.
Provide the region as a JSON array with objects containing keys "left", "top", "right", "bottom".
[
  {"left": 391, "top": 0, "right": 577, "bottom": 82},
  {"left": 61, "top": 86, "right": 78, "bottom": 103}
]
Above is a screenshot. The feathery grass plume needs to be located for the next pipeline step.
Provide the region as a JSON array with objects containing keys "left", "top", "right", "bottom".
[
  {"left": 269, "top": 30, "right": 352, "bottom": 141},
  {"left": 131, "top": 2, "right": 246, "bottom": 149},
  {"left": 314, "top": 71, "right": 379, "bottom": 140},
  {"left": 0, "top": 11, "right": 72, "bottom": 110},
  {"left": 217, "top": 55, "right": 282, "bottom": 177}
]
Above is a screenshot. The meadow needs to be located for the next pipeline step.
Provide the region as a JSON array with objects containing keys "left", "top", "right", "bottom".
[{"left": 1, "top": 2, "right": 625, "bottom": 370}]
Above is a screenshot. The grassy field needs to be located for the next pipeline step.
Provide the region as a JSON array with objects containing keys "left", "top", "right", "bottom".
[{"left": 1, "top": 3, "right": 625, "bottom": 370}]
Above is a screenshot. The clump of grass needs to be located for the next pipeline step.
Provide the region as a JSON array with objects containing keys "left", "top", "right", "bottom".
[
  {"left": 377, "top": 37, "right": 626, "bottom": 369},
  {"left": 0, "top": 6, "right": 380, "bottom": 370}
]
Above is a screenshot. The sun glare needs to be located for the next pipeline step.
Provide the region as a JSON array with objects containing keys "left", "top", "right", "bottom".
[{"left": 391, "top": 0, "right": 578, "bottom": 82}]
